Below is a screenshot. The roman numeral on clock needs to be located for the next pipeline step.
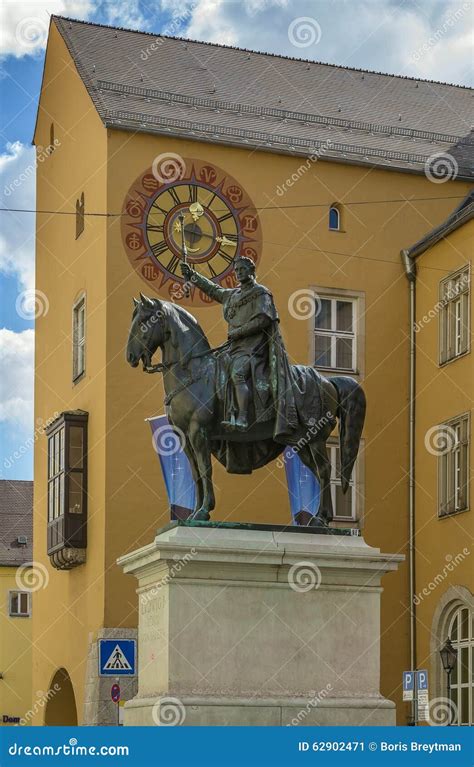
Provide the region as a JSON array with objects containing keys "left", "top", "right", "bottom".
[
  {"left": 188, "top": 185, "right": 198, "bottom": 203},
  {"left": 147, "top": 224, "right": 164, "bottom": 233},
  {"left": 167, "top": 187, "right": 181, "bottom": 206},
  {"left": 151, "top": 240, "right": 168, "bottom": 257},
  {"left": 217, "top": 211, "right": 234, "bottom": 224}
]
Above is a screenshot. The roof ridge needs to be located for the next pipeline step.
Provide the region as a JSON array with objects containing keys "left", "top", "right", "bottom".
[{"left": 52, "top": 15, "right": 473, "bottom": 91}]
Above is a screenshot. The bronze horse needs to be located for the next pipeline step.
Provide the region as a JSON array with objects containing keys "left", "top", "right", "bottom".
[{"left": 126, "top": 294, "right": 366, "bottom": 524}]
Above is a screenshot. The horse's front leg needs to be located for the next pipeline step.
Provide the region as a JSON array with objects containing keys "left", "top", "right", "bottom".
[
  {"left": 182, "top": 443, "right": 203, "bottom": 516},
  {"left": 188, "top": 421, "right": 215, "bottom": 521}
]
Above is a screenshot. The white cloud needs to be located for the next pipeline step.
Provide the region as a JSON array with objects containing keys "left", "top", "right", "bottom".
[
  {"left": 0, "top": 1, "right": 94, "bottom": 58},
  {"left": 180, "top": 0, "right": 473, "bottom": 86},
  {"left": 0, "top": 141, "right": 36, "bottom": 292},
  {"left": 103, "top": 0, "right": 149, "bottom": 31},
  {"left": 0, "top": 328, "right": 34, "bottom": 430}
]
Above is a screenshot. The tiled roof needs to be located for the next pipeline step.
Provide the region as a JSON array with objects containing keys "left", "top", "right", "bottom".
[
  {"left": 405, "top": 189, "right": 474, "bottom": 259},
  {"left": 51, "top": 16, "right": 473, "bottom": 179},
  {"left": 0, "top": 480, "right": 33, "bottom": 567}
]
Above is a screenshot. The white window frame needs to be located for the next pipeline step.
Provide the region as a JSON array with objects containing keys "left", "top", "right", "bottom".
[
  {"left": 313, "top": 295, "right": 357, "bottom": 373},
  {"left": 439, "top": 264, "right": 470, "bottom": 365},
  {"left": 438, "top": 412, "right": 470, "bottom": 517},
  {"left": 446, "top": 605, "right": 473, "bottom": 726},
  {"left": 72, "top": 294, "right": 86, "bottom": 383},
  {"left": 328, "top": 440, "right": 357, "bottom": 521},
  {"left": 9, "top": 590, "right": 30, "bottom": 617}
]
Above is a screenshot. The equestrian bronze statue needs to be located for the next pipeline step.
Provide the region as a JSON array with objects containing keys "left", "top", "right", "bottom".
[{"left": 126, "top": 256, "right": 365, "bottom": 525}]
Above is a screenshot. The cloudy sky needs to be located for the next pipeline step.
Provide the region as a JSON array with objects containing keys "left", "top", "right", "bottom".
[{"left": 0, "top": 0, "right": 472, "bottom": 479}]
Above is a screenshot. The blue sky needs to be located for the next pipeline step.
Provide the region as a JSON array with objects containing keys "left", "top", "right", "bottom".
[{"left": 0, "top": 0, "right": 472, "bottom": 480}]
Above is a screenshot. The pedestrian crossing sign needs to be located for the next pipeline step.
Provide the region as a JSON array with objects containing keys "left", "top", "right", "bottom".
[{"left": 99, "top": 639, "right": 136, "bottom": 676}]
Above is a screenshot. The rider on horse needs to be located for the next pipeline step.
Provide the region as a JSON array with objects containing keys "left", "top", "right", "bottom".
[{"left": 181, "top": 256, "right": 297, "bottom": 433}]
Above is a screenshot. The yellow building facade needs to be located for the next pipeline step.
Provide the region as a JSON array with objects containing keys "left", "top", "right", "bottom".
[
  {"left": 404, "top": 197, "right": 473, "bottom": 726},
  {"left": 31, "top": 17, "right": 472, "bottom": 724}
]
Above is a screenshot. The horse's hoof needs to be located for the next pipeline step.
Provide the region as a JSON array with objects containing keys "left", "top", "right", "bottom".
[{"left": 191, "top": 509, "right": 210, "bottom": 521}]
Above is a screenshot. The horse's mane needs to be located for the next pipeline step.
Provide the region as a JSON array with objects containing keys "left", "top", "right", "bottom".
[{"left": 163, "top": 301, "right": 211, "bottom": 361}]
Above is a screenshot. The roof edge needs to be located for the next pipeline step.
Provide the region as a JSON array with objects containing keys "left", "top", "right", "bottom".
[
  {"left": 51, "top": 15, "right": 473, "bottom": 91},
  {"left": 404, "top": 190, "right": 474, "bottom": 259}
]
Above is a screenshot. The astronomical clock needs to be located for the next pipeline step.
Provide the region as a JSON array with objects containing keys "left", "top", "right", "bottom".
[{"left": 121, "top": 157, "right": 262, "bottom": 306}]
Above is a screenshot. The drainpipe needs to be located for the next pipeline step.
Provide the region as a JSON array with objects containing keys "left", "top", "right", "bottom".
[{"left": 401, "top": 248, "right": 417, "bottom": 724}]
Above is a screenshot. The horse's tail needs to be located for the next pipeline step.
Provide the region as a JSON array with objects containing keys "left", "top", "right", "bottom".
[{"left": 331, "top": 376, "right": 366, "bottom": 493}]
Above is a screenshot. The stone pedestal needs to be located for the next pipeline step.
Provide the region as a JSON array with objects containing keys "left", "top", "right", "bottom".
[{"left": 118, "top": 523, "right": 403, "bottom": 726}]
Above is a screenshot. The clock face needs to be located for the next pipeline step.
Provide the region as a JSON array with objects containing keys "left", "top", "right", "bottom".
[{"left": 121, "top": 158, "right": 262, "bottom": 306}]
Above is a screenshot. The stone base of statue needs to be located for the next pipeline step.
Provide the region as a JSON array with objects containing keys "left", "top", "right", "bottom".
[{"left": 118, "top": 522, "right": 403, "bottom": 726}]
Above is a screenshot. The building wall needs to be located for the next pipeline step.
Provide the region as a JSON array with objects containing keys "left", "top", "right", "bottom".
[
  {"left": 414, "top": 220, "right": 473, "bottom": 710},
  {"left": 32, "top": 22, "right": 473, "bottom": 724},
  {"left": 32, "top": 23, "right": 108, "bottom": 723},
  {"left": 0, "top": 568, "right": 32, "bottom": 725},
  {"left": 104, "top": 127, "right": 471, "bottom": 722}
]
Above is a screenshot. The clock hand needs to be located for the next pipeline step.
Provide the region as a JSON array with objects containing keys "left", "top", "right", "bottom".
[{"left": 215, "top": 235, "right": 236, "bottom": 248}]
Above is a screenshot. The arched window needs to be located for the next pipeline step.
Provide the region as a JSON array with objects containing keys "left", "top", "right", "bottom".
[
  {"left": 445, "top": 605, "right": 473, "bottom": 725},
  {"left": 329, "top": 205, "right": 340, "bottom": 231}
]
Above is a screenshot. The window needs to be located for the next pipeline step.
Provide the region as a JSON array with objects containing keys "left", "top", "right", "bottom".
[
  {"left": 445, "top": 606, "right": 473, "bottom": 725},
  {"left": 9, "top": 591, "right": 30, "bottom": 617},
  {"left": 72, "top": 295, "right": 85, "bottom": 382},
  {"left": 328, "top": 442, "right": 356, "bottom": 520},
  {"left": 46, "top": 411, "right": 88, "bottom": 566},
  {"left": 49, "top": 123, "right": 55, "bottom": 152},
  {"left": 329, "top": 205, "right": 341, "bottom": 231},
  {"left": 440, "top": 265, "right": 470, "bottom": 364},
  {"left": 75, "top": 192, "right": 85, "bottom": 239},
  {"left": 314, "top": 296, "right": 357, "bottom": 371},
  {"left": 438, "top": 413, "right": 469, "bottom": 516}
]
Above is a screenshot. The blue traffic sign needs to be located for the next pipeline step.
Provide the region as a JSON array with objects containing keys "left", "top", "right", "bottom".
[
  {"left": 403, "top": 671, "right": 414, "bottom": 691},
  {"left": 99, "top": 639, "right": 136, "bottom": 676},
  {"left": 416, "top": 669, "right": 429, "bottom": 690}
]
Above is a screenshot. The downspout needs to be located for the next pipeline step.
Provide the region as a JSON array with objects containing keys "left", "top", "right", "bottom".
[{"left": 401, "top": 248, "right": 417, "bottom": 724}]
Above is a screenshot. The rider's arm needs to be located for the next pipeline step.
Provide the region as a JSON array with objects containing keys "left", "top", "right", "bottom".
[
  {"left": 229, "top": 314, "right": 273, "bottom": 340},
  {"left": 188, "top": 269, "right": 232, "bottom": 304}
]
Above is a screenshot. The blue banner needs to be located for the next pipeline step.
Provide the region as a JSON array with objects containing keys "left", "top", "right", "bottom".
[
  {"left": 1, "top": 726, "right": 471, "bottom": 766},
  {"left": 148, "top": 415, "right": 195, "bottom": 518},
  {"left": 282, "top": 446, "right": 320, "bottom": 523}
]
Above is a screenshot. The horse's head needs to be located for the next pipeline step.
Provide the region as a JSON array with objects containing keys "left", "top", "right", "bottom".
[{"left": 126, "top": 293, "right": 166, "bottom": 370}]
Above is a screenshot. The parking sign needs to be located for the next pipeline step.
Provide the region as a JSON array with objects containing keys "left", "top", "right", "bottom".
[{"left": 403, "top": 671, "right": 414, "bottom": 701}]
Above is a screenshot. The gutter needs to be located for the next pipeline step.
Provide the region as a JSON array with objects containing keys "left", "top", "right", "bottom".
[{"left": 401, "top": 248, "right": 417, "bottom": 724}]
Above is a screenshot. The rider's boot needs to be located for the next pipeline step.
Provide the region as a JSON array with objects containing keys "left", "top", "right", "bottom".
[{"left": 234, "top": 382, "right": 250, "bottom": 430}]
